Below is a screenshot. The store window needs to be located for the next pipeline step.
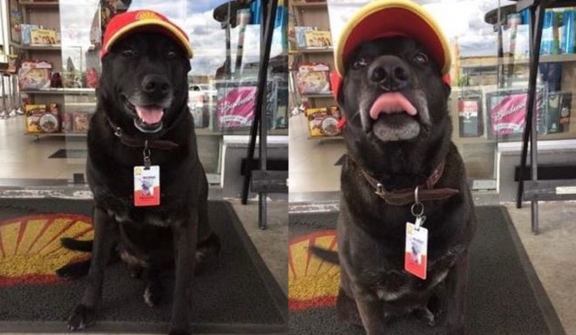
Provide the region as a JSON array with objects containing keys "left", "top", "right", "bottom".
[
  {"left": 0, "top": 0, "right": 288, "bottom": 190},
  {"left": 288, "top": 0, "right": 576, "bottom": 194}
]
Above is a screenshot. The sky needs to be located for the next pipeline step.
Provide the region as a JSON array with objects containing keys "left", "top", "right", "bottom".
[
  {"left": 3, "top": 0, "right": 517, "bottom": 75},
  {"left": 56, "top": 0, "right": 282, "bottom": 77}
]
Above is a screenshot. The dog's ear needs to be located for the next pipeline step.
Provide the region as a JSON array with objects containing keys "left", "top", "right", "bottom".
[
  {"left": 337, "top": 88, "right": 346, "bottom": 107},
  {"left": 331, "top": 70, "right": 345, "bottom": 106},
  {"left": 442, "top": 73, "right": 452, "bottom": 98},
  {"left": 444, "top": 83, "right": 451, "bottom": 99}
]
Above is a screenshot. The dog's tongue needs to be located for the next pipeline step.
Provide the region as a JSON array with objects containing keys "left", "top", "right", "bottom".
[
  {"left": 369, "top": 93, "right": 417, "bottom": 120},
  {"left": 135, "top": 106, "right": 164, "bottom": 124}
]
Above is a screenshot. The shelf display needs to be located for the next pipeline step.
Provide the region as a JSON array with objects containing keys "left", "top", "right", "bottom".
[
  {"left": 7, "top": 0, "right": 100, "bottom": 138},
  {"left": 290, "top": 1, "right": 340, "bottom": 139}
]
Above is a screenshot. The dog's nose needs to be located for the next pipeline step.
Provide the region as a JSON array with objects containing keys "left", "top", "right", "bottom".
[
  {"left": 369, "top": 57, "right": 410, "bottom": 91},
  {"left": 142, "top": 74, "right": 170, "bottom": 94}
]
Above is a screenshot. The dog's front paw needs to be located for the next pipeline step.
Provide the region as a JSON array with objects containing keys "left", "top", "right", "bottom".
[
  {"left": 143, "top": 282, "right": 163, "bottom": 307},
  {"left": 168, "top": 329, "right": 191, "bottom": 335},
  {"left": 413, "top": 307, "right": 435, "bottom": 327},
  {"left": 336, "top": 289, "right": 363, "bottom": 327},
  {"left": 67, "top": 304, "right": 95, "bottom": 331}
]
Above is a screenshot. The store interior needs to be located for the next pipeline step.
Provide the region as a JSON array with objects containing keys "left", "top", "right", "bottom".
[{"left": 0, "top": 0, "right": 289, "bottom": 191}]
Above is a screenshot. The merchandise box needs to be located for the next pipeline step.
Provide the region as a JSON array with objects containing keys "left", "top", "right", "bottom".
[
  {"left": 457, "top": 89, "right": 484, "bottom": 138},
  {"left": 209, "top": 79, "right": 278, "bottom": 133},
  {"left": 24, "top": 103, "right": 59, "bottom": 134},
  {"left": 295, "top": 62, "right": 331, "bottom": 95},
  {"left": 305, "top": 105, "right": 342, "bottom": 138},
  {"left": 18, "top": 60, "right": 52, "bottom": 90},
  {"left": 304, "top": 30, "right": 332, "bottom": 48},
  {"left": 485, "top": 87, "right": 547, "bottom": 141},
  {"left": 545, "top": 91, "right": 572, "bottom": 134},
  {"left": 294, "top": 26, "right": 316, "bottom": 49},
  {"left": 274, "top": 84, "right": 288, "bottom": 129},
  {"left": 30, "top": 28, "right": 59, "bottom": 46}
]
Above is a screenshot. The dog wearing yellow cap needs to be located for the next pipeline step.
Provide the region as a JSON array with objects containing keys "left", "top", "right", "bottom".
[
  {"left": 63, "top": 10, "right": 220, "bottom": 335},
  {"left": 313, "top": 1, "right": 477, "bottom": 334}
]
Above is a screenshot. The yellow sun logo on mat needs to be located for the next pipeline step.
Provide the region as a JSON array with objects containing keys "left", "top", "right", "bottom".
[
  {"left": 288, "top": 230, "right": 340, "bottom": 311},
  {"left": 0, "top": 214, "right": 93, "bottom": 286}
]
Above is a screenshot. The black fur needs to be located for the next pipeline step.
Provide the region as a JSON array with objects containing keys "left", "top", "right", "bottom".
[
  {"left": 321, "top": 37, "right": 477, "bottom": 335},
  {"left": 65, "top": 32, "right": 220, "bottom": 335}
]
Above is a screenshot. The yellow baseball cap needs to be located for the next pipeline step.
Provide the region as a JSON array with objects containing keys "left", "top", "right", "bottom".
[
  {"left": 331, "top": 0, "right": 451, "bottom": 100},
  {"left": 101, "top": 10, "right": 193, "bottom": 59}
]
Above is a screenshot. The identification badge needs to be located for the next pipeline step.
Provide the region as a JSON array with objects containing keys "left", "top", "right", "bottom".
[
  {"left": 134, "top": 165, "right": 160, "bottom": 207},
  {"left": 405, "top": 221, "right": 428, "bottom": 280}
]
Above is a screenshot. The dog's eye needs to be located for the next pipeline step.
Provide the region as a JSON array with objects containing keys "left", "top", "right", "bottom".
[
  {"left": 121, "top": 49, "right": 137, "bottom": 58},
  {"left": 413, "top": 52, "right": 429, "bottom": 65},
  {"left": 352, "top": 58, "right": 367, "bottom": 70},
  {"left": 167, "top": 50, "right": 178, "bottom": 58}
]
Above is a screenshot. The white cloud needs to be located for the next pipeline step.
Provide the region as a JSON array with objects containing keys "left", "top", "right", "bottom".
[{"left": 55, "top": 0, "right": 279, "bottom": 77}]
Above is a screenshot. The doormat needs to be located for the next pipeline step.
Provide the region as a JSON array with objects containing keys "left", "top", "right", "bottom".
[
  {"left": 288, "top": 206, "right": 565, "bottom": 335},
  {"left": 48, "top": 149, "right": 88, "bottom": 159},
  {"left": 0, "top": 198, "right": 287, "bottom": 334}
]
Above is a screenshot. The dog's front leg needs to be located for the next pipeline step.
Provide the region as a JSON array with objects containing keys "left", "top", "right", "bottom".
[
  {"left": 355, "top": 292, "right": 387, "bottom": 335},
  {"left": 444, "top": 251, "right": 470, "bottom": 335},
  {"left": 168, "top": 214, "right": 198, "bottom": 335},
  {"left": 68, "top": 207, "right": 116, "bottom": 331}
]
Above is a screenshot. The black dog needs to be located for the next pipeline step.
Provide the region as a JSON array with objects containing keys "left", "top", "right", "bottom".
[
  {"left": 314, "top": 37, "right": 477, "bottom": 335},
  {"left": 65, "top": 31, "right": 220, "bottom": 335}
]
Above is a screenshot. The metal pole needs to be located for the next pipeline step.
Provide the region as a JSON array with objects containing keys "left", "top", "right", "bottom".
[
  {"left": 241, "top": 0, "right": 278, "bottom": 208},
  {"left": 224, "top": 3, "right": 232, "bottom": 77},
  {"left": 258, "top": 0, "right": 278, "bottom": 230},
  {"left": 516, "top": 2, "right": 546, "bottom": 209}
]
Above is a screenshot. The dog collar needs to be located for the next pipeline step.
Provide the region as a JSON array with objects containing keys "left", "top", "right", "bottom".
[
  {"left": 350, "top": 156, "right": 459, "bottom": 206},
  {"left": 107, "top": 118, "right": 179, "bottom": 150}
]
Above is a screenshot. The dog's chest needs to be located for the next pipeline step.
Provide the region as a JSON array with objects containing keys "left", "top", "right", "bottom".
[
  {"left": 92, "top": 177, "right": 186, "bottom": 228},
  {"left": 107, "top": 206, "right": 179, "bottom": 228}
]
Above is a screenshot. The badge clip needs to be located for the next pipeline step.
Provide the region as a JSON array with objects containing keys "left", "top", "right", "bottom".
[
  {"left": 143, "top": 140, "right": 151, "bottom": 170},
  {"left": 411, "top": 186, "right": 426, "bottom": 230}
]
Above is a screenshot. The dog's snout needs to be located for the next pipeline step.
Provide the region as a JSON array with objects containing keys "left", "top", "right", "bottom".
[
  {"left": 142, "top": 74, "right": 170, "bottom": 94},
  {"left": 369, "top": 56, "right": 410, "bottom": 92}
]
